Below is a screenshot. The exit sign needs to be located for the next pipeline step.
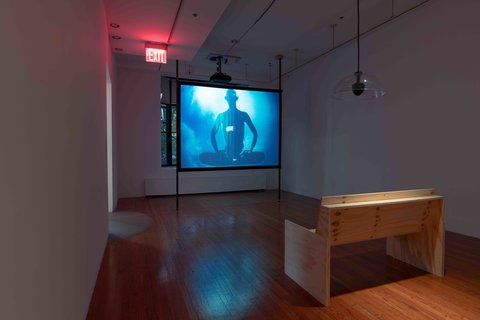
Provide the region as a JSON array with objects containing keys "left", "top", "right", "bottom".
[{"left": 145, "top": 43, "right": 167, "bottom": 64}]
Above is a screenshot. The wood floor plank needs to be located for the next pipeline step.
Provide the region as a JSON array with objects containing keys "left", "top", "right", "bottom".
[{"left": 87, "top": 191, "right": 480, "bottom": 320}]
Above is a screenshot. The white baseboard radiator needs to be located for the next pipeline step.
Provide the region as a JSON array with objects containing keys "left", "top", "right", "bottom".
[{"left": 145, "top": 171, "right": 267, "bottom": 196}]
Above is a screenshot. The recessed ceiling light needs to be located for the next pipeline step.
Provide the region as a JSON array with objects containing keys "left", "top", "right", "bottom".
[
  {"left": 110, "top": 23, "right": 120, "bottom": 28},
  {"left": 112, "top": 35, "right": 121, "bottom": 40},
  {"left": 114, "top": 48, "right": 123, "bottom": 51}
]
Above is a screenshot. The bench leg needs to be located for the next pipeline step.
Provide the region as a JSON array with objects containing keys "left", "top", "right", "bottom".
[
  {"left": 284, "top": 220, "right": 331, "bottom": 306},
  {"left": 386, "top": 199, "right": 445, "bottom": 276}
]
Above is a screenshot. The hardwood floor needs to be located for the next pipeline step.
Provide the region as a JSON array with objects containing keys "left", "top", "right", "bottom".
[{"left": 87, "top": 191, "right": 480, "bottom": 320}]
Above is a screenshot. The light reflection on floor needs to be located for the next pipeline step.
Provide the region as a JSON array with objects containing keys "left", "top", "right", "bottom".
[
  {"left": 188, "top": 245, "right": 263, "bottom": 318},
  {"left": 167, "top": 212, "right": 265, "bottom": 318}
]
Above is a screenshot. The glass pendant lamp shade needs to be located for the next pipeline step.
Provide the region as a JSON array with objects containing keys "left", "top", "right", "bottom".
[
  {"left": 333, "top": 0, "right": 385, "bottom": 100},
  {"left": 333, "top": 71, "right": 386, "bottom": 100}
]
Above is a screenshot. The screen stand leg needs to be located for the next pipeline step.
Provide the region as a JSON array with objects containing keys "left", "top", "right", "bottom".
[
  {"left": 278, "top": 168, "right": 281, "bottom": 202},
  {"left": 276, "top": 54, "right": 283, "bottom": 202},
  {"left": 176, "top": 169, "right": 179, "bottom": 210}
]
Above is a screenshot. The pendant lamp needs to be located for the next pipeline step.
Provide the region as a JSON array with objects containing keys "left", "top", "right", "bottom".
[{"left": 333, "top": 0, "right": 385, "bottom": 100}]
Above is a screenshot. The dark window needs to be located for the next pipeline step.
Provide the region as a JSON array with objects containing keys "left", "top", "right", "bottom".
[{"left": 161, "top": 103, "right": 176, "bottom": 166}]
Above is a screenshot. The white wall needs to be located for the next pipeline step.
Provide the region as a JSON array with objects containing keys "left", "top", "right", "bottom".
[
  {"left": 282, "top": 0, "right": 480, "bottom": 238},
  {"left": 0, "top": 0, "right": 113, "bottom": 319},
  {"left": 116, "top": 64, "right": 279, "bottom": 198},
  {"left": 111, "top": 58, "right": 119, "bottom": 211},
  {"left": 116, "top": 67, "right": 162, "bottom": 197}
]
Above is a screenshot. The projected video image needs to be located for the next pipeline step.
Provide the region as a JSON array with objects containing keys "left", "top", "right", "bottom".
[{"left": 179, "top": 83, "right": 280, "bottom": 170}]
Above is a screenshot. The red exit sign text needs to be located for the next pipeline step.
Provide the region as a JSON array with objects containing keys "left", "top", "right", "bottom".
[{"left": 145, "top": 45, "right": 167, "bottom": 64}]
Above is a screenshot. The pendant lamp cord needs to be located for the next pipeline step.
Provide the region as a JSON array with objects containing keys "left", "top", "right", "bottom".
[{"left": 357, "top": 0, "right": 360, "bottom": 73}]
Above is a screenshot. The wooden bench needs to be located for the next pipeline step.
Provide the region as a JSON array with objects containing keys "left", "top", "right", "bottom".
[{"left": 284, "top": 188, "right": 445, "bottom": 306}]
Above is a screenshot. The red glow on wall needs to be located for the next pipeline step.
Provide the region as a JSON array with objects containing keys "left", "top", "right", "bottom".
[{"left": 145, "top": 43, "right": 167, "bottom": 64}]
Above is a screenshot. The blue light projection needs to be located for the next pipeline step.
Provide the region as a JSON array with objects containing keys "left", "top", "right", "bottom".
[{"left": 179, "top": 84, "right": 280, "bottom": 169}]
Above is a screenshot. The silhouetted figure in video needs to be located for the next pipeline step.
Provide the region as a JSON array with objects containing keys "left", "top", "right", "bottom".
[{"left": 211, "top": 89, "right": 258, "bottom": 160}]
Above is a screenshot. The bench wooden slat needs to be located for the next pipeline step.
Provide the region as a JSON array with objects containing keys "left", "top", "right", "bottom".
[
  {"left": 320, "top": 188, "right": 436, "bottom": 206},
  {"left": 322, "top": 199, "right": 438, "bottom": 245}
]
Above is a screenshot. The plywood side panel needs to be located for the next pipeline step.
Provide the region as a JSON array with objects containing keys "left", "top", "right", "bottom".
[
  {"left": 386, "top": 199, "right": 445, "bottom": 276},
  {"left": 285, "top": 219, "right": 331, "bottom": 306}
]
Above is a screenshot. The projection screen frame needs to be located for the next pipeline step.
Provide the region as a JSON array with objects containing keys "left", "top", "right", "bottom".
[{"left": 176, "top": 80, "right": 282, "bottom": 172}]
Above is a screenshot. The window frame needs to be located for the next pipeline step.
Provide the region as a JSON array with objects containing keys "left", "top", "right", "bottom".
[
  {"left": 161, "top": 78, "right": 177, "bottom": 167},
  {"left": 161, "top": 103, "right": 176, "bottom": 167}
]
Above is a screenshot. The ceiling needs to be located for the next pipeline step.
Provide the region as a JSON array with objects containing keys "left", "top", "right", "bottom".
[
  {"left": 105, "top": 0, "right": 429, "bottom": 83},
  {"left": 104, "top": 0, "right": 231, "bottom": 60}
]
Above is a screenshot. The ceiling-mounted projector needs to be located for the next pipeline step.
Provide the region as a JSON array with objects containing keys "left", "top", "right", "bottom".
[
  {"left": 209, "top": 71, "right": 232, "bottom": 83},
  {"left": 209, "top": 55, "right": 232, "bottom": 83}
]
